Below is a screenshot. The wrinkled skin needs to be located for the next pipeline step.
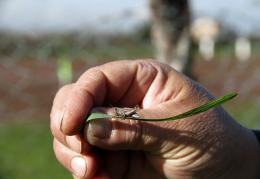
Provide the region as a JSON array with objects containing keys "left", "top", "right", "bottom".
[{"left": 50, "top": 60, "right": 259, "bottom": 179}]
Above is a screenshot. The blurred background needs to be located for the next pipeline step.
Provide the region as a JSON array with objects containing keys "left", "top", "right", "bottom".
[{"left": 0, "top": 0, "right": 260, "bottom": 178}]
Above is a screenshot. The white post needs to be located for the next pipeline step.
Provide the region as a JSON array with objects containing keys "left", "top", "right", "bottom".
[
  {"left": 235, "top": 37, "right": 251, "bottom": 62},
  {"left": 199, "top": 36, "right": 215, "bottom": 61}
]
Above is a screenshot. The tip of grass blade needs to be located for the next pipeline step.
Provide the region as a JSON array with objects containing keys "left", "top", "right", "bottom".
[
  {"left": 86, "top": 112, "right": 112, "bottom": 122},
  {"left": 225, "top": 92, "right": 238, "bottom": 99}
]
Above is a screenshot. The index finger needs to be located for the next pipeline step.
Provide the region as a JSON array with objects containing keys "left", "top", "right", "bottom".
[{"left": 60, "top": 60, "right": 157, "bottom": 135}]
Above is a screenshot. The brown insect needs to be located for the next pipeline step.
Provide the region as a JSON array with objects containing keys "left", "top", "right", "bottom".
[{"left": 114, "top": 105, "right": 140, "bottom": 119}]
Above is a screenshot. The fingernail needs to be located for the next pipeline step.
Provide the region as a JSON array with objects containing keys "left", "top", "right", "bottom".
[
  {"left": 88, "top": 119, "right": 112, "bottom": 139},
  {"left": 71, "top": 156, "right": 87, "bottom": 178},
  {"left": 66, "top": 136, "right": 82, "bottom": 153}
]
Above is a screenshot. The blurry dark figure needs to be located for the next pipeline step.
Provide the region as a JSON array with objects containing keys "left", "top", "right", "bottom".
[{"left": 150, "top": 0, "right": 194, "bottom": 77}]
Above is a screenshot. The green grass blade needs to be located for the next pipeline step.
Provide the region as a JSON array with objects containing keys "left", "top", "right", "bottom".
[
  {"left": 86, "top": 112, "right": 112, "bottom": 122},
  {"left": 86, "top": 93, "right": 238, "bottom": 122},
  {"left": 132, "top": 92, "right": 238, "bottom": 121}
]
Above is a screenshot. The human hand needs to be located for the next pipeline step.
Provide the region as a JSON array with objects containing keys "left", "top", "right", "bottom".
[{"left": 50, "top": 60, "right": 259, "bottom": 179}]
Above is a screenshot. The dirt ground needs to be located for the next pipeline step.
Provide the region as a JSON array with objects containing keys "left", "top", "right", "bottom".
[{"left": 1, "top": 58, "right": 259, "bottom": 121}]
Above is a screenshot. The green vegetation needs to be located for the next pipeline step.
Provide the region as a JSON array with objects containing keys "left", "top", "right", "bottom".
[
  {"left": 228, "top": 102, "right": 260, "bottom": 129},
  {"left": 1, "top": 31, "right": 260, "bottom": 61},
  {"left": 84, "top": 43, "right": 154, "bottom": 61},
  {"left": 0, "top": 32, "right": 154, "bottom": 61},
  {"left": 0, "top": 121, "right": 71, "bottom": 179},
  {"left": 251, "top": 40, "right": 260, "bottom": 57}
]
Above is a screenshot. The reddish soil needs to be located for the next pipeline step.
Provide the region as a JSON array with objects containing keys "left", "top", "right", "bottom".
[{"left": 0, "top": 58, "right": 259, "bottom": 121}]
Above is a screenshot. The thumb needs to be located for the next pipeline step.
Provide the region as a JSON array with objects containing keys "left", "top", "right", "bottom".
[{"left": 84, "top": 107, "right": 172, "bottom": 152}]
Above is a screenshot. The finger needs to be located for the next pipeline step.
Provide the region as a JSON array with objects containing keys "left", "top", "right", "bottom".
[
  {"left": 50, "top": 84, "right": 92, "bottom": 153},
  {"left": 50, "top": 84, "right": 72, "bottom": 140},
  {"left": 53, "top": 138, "right": 98, "bottom": 179},
  {"left": 61, "top": 60, "right": 158, "bottom": 135}
]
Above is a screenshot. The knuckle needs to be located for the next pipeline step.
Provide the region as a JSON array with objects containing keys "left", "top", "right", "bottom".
[{"left": 57, "top": 84, "right": 74, "bottom": 96}]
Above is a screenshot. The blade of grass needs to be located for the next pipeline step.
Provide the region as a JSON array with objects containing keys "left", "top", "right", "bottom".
[
  {"left": 86, "top": 93, "right": 238, "bottom": 122},
  {"left": 125, "top": 92, "right": 238, "bottom": 121},
  {"left": 87, "top": 113, "right": 112, "bottom": 122}
]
